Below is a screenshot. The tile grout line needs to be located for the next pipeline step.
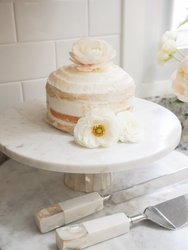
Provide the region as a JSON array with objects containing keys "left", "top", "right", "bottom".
[
  {"left": 20, "top": 81, "right": 25, "bottom": 102},
  {"left": 0, "top": 77, "right": 48, "bottom": 85},
  {"left": 47, "top": 34, "right": 121, "bottom": 41},
  {"left": 12, "top": 2, "right": 18, "bottom": 43},
  {"left": 120, "top": 0, "right": 124, "bottom": 68},
  {"left": 54, "top": 42, "right": 58, "bottom": 69},
  {"left": 87, "top": 0, "right": 90, "bottom": 36},
  {"left": 0, "top": 34, "right": 120, "bottom": 47}
]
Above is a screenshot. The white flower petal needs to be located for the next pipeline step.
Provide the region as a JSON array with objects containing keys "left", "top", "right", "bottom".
[
  {"left": 161, "top": 40, "right": 177, "bottom": 54},
  {"left": 176, "top": 94, "right": 188, "bottom": 103},
  {"left": 92, "top": 118, "right": 119, "bottom": 147},
  {"left": 74, "top": 109, "right": 119, "bottom": 148},
  {"left": 117, "top": 111, "right": 141, "bottom": 143},
  {"left": 158, "top": 38, "right": 177, "bottom": 64},
  {"left": 74, "top": 117, "right": 99, "bottom": 148}
]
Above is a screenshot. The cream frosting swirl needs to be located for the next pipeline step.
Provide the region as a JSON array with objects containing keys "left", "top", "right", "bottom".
[{"left": 47, "top": 64, "right": 134, "bottom": 94}]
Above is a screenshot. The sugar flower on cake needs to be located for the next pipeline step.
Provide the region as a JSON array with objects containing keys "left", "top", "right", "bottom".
[
  {"left": 117, "top": 111, "right": 141, "bottom": 143},
  {"left": 69, "top": 38, "right": 116, "bottom": 72},
  {"left": 74, "top": 109, "right": 119, "bottom": 148}
]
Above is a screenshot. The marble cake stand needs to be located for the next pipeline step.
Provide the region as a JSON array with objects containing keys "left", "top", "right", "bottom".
[{"left": 0, "top": 98, "right": 181, "bottom": 192}]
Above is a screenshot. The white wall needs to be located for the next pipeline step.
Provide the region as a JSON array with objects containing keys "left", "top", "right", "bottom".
[
  {"left": 0, "top": 0, "right": 121, "bottom": 111},
  {"left": 0, "top": 0, "right": 180, "bottom": 111},
  {"left": 122, "top": 0, "right": 179, "bottom": 97}
]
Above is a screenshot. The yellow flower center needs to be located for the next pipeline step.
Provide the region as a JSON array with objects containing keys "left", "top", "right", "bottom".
[{"left": 92, "top": 124, "right": 105, "bottom": 137}]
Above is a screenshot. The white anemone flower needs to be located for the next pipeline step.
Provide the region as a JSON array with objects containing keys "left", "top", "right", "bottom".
[
  {"left": 74, "top": 109, "right": 119, "bottom": 148},
  {"left": 117, "top": 111, "right": 141, "bottom": 143}
]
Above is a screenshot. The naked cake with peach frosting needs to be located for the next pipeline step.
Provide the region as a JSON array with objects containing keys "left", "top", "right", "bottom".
[{"left": 46, "top": 38, "right": 139, "bottom": 148}]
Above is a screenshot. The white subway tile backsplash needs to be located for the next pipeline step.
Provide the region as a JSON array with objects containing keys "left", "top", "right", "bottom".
[
  {"left": 0, "top": 82, "right": 23, "bottom": 111},
  {"left": 0, "top": 0, "right": 122, "bottom": 111},
  {"left": 14, "top": 0, "right": 88, "bottom": 42},
  {"left": 97, "top": 35, "right": 120, "bottom": 65},
  {"left": 56, "top": 38, "right": 78, "bottom": 68},
  {"left": 89, "top": 0, "right": 121, "bottom": 36},
  {"left": 0, "top": 42, "right": 56, "bottom": 83},
  {"left": 22, "top": 78, "right": 47, "bottom": 101},
  {"left": 0, "top": 3, "right": 16, "bottom": 44}
]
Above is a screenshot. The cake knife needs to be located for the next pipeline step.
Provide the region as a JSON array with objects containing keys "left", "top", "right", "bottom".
[
  {"left": 56, "top": 194, "right": 188, "bottom": 250},
  {"left": 35, "top": 166, "right": 188, "bottom": 233}
]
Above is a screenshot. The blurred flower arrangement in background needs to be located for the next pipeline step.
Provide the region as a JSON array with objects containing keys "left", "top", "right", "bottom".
[
  {"left": 157, "top": 12, "right": 188, "bottom": 145},
  {"left": 158, "top": 13, "right": 188, "bottom": 103}
]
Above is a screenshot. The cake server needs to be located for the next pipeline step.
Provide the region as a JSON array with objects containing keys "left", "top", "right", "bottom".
[
  {"left": 35, "top": 192, "right": 104, "bottom": 233},
  {"left": 56, "top": 194, "right": 188, "bottom": 250},
  {"left": 35, "top": 166, "right": 188, "bottom": 233}
]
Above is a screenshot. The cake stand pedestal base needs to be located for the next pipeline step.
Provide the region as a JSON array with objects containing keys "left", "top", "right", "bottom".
[{"left": 64, "top": 172, "right": 113, "bottom": 192}]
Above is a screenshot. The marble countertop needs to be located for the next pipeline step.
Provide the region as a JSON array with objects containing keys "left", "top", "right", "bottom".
[{"left": 1, "top": 150, "right": 188, "bottom": 250}]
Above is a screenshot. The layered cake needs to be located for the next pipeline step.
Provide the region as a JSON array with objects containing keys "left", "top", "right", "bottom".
[{"left": 46, "top": 38, "right": 140, "bottom": 148}]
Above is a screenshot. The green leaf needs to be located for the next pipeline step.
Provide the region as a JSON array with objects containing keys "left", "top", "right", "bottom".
[
  {"left": 184, "top": 113, "right": 188, "bottom": 118},
  {"left": 174, "top": 98, "right": 184, "bottom": 104},
  {"left": 177, "top": 12, "right": 188, "bottom": 28}
]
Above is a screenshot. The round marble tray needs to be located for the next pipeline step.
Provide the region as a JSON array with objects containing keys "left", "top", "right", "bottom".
[{"left": 0, "top": 98, "right": 181, "bottom": 175}]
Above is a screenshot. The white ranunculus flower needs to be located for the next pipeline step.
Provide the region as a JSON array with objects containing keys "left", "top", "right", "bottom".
[
  {"left": 117, "top": 111, "right": 141, "bottom": 143},
  {"left": 74, "top": 109, "right": 119, "bottom": 148},
  {"left": 69, "top": 38, "right": 116, "bottom": 72}
]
